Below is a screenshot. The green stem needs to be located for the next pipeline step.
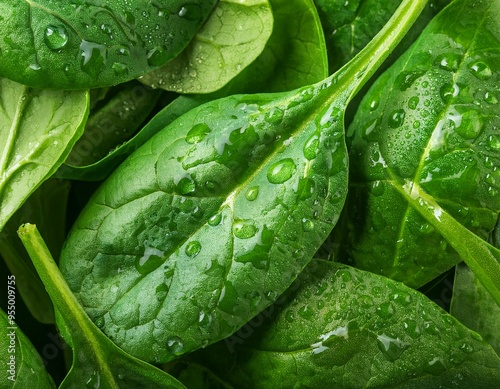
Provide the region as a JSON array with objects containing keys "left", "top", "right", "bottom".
[
  {"left": 395, "top": 181, "right": 500, "bottom": 307},
  {"left": 327, "top": 0, "right": 429, "bottom": 102},
  {"left": 16, "top": 224, "right": 112, "bottom": 373}
]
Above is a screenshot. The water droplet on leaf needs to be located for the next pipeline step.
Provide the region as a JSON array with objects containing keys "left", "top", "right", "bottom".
[
  {"left": 233, "top": 220, "right": 258, "bottom": 239},
  {"left": 267, "top": 158, "right": 296, "bottom": 184},
  {"left": 44, "top": 25, "right": 69, "bottom": 50},
  {"left": 185, "top": 241, "right": 202, "bottom": 257},
  {"left": 186, "top": 123, "right": 211, "bottom": 144},
  {"left": 245, "top": 186, "right": 259, "bottom": 201}
]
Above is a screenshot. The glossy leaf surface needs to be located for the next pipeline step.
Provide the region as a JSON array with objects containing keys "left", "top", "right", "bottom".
[
  {"left": 343, "top": 0, "right": 500, "bottom": 287},
  {"left": 451, "top": 263, "right": 500, "bottom": 355},
  {"left": 60, "top": 75, "right": 350, "bottom": 364},
  {"left": 58, "top": 0, "right": 428, "bottom": 364},
  {"left": 193, "top": 260, "right": 500, "bottom": 388},
  {"left": 0, "top": 0, "right": 217, "bottom": 89},
  {"left": 0, "top": 309, "right": 55, "bottom": 388},
  {"left": 17, "top": 224, "right": 186, "bottom": 389},
  {"left": 140, "top": 0, "right": 273, "bottom": 94},
  {"left": 0, "top": 78, "right": 88, "bottom": 231}
]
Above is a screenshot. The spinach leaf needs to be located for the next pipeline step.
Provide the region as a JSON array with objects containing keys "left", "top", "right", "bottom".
[
  {"left": 56, "top": 0, "right": 327, "bottom": 182},
  {"left": 0, "top": 308, "right": 55, "bottom": 388},
  {"left": 314, "top": 0, "right": 453, "bottom": 74},
  {"left": 59, "top": 0, "right": 428, "bottom": 363},
  {"left": 0, "top": 179, "right": 70, "bottom": 324},
  {"left": 222, "top": 0, "right": 328, "bottom": 94},
  {"left": 191, "top": 259, "right": 500, "bottom": 388},
  {"left": 342, "top": 0, "right": 500, "bottom": 287},
  {"left": 17, "top": 224, "right": 186, "bottom": 389},
  {"left": 65, "top": 82, "right": 162, "bottom": 167},
  {"left": 140, "top": 0, "right": 273, "bottom": 94},
  {"left": 57, "top": 94, "right": 206, "bottom": 181},
  {"left": 314, "top": 0, "right": 401, "bottom": 73},
  {"left": 0, "top": 78, "right": 88, "bottom": 231},
  {"left": 0, "top": 0, "right": 217, "bottom": 89},
  {"left": 451, "top": 263, "right": 500, "bottom": 355}
]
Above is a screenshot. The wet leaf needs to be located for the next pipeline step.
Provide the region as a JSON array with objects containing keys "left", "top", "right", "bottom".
[
  {"left": 0, "top": 78, "right": 88, "bottom": 231},
  {"left": 343, "top": 0, "right": 500, "bottom": 287},
  {"left": 0, "top": 0, "right": 217, "bottom": 89},
  {"left": 58, "top": 0, "right": 428, "bottom": 363},
  {"left": 140, "top": 0, "right": 273, "bottom": 94},
  {"left": 191, "top": 260, "right": 500, "bottom": 388}
]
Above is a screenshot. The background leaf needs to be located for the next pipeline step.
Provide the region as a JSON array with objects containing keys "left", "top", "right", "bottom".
[
  {"left": 0, "top": 308, "right": 55, "bottom": 388},
  {"left": 451, "top": 263, "right": 500, "bottom": 355},
  {"left": 0, "top": 78, "right": 88, "bottom": 231},
  {"left": 65, "top": 81, "right": 162, "bottom": 167},
  {"left": 140, "top": 0, "right": 274, "bottom": 94},
  {"left": 224, "top": 0, "right": 328, "bottom": 93},
  {"left": 0, "top": 179, "right": 70, "bottom": 324},
  {"left": 0, "top": 0, "right": 217, "bottom": 89},
  {"left": 190, "top": 260, "right": 500, "bottom": 388}
]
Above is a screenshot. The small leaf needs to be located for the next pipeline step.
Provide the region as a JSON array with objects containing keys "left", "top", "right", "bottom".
[
  {"left": 192, "top": 260, "right": 500, "bottom": 388},
  {"left": 140, "top": 0, "right": 274, "bottom": 94},
  {"left": 17, "top": 224, "right": 186, "bottom": 389},
  {"left": 0, "top": 78, "right": 88, "bottom": 231},
  {"left": 65, "top": 82, "right": 162, "bottom": 168},
  {"left": 0, "top": 308, "right": 55, "bottom": 388},
  {"left": 0, "top": 0, "right": 217, "bottom": 89}
]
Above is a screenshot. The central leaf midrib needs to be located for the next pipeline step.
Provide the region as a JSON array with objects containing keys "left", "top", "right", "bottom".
[{"left": 101, "top": 83, "right": 346, "bottom": 322}]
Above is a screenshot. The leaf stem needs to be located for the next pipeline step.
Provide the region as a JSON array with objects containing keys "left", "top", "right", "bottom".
[
  {"left": 327, "top": 0, "right": 429, "bottom": 102},
  {"left": 395, "top": 181, "right": 500, "bottom": 307}
]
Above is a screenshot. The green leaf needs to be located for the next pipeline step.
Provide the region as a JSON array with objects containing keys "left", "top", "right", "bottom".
[
  {"left": 65, "top": 81, "right": 162, "bottom": 167},
  {"left": 451, "top": 263, "right": 500, "bottom": 355},
  {"left": 0, "top": 308, "right": 55, "bottom": 388},
  {"left": 140, "top": 0, "right": 274, "bottom": 94},
  {"left": 59, "top": 0, "right": 428, "bottom": 363},
  {"left": 0, "top": 0, "right": 217, "bottom": 89},
  {"left": 343, "top": 0, "right": 500, "bottom": 287},
  {"left": 0, "top": 78, "right": 88, "bottom": 231},
  {"left": 166, "top": 361, "right": 233, "bottom": 389},
  {"left": 314, "top": 0, "right": 452, "bottom": 74},
  {"left": 17, "top": 224, "right": 186, "bottom": 389},
  {"left": 192, "top": 260, "right": 500, "bottom": 388},
  {"left": 0, "top": 179, "right": 70, "bottom": 324},
  {"left": 224, "top": 0, "right": 328, "bottom": 93},
  {"left": 57, "top": 94, "right": 207, "bottom": 181},
  {"left": 314, "top": 0, "right": 402, "bottom": 72}
]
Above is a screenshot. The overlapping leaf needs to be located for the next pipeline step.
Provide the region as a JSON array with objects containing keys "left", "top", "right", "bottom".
[
  {"left": 0, "top": 78, "right": 88, "bottom": 231},
  {"left": 190, "top": 260, "right": 500, "bottom": 388},
  {"left": 0, "top": 0, "right": 217, "bottom": 89},
  {"left": 343, "top": 0, "right": 500, "bottom": 287}
]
